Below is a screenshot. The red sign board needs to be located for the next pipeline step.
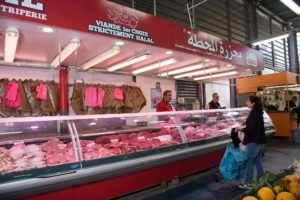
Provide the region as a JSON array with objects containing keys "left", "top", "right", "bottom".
[{"left": 0, "top": 0, "right": 264, "bottom": 69}]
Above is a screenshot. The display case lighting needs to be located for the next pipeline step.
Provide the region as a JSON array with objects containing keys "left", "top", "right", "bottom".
[
  {"left": 160, "top": 63, "right": 204, "bottom": 77},
  {"left": 41, "top": 26, "right": 55, "bottom": 33},
  {"left": 174, "top": 67, "right": 218, "bottom": 79},
  {"left": 81, "top": 46, "right": 121, "bottom": 70},
  {"left": 115, "top": 41, "right": 124, "bottom": 46},
  {"left": 50, "top": 38, "right": 81, "bottom": 67},
  {"left": 4, "top": 27, "right": 19, "bottom": 63},
  {"left": 252, "top": 34, "right": 289, "bottom": 46},
  {"left": 30, "top": 125, "right": 39, "bottom": 129},
  {"left": 265, "top": 84, "right": 299, "bottom": 89},
  {"left": 132, "top": 57, "right": 177, "bottom": 74},
  {"left": 280, "top": 0, "right": 300, "bottom": 15},
  {"left": 193, "top": 70, "right": 238, "bottom": 81},
  {"left": 107, "top": 52, "right": 151, "bottom": 72}
]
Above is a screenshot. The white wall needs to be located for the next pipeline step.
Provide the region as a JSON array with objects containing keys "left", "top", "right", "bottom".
[
  {"left": 0, "top": 65, "right": 133, "bottom": 84},
  {"left": 136, "top": 76, "right": 176, "bottom": 112},
  {"left": 205, "top": 80, "right": 231, "bottom": 109}
]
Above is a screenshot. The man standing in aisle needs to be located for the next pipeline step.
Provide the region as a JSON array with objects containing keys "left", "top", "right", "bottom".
[
  {"left": 208, "top": 93, "right": 222, "bottom": 109},
  {"left": 156, "top": 90, "right": 174, "bottom": 112}
]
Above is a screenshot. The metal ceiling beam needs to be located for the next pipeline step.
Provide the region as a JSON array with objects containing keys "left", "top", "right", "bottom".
[
  {"left": 257, "top": 5, "right": 288, "bottom": 26},
  {"left": 288, "top": 15, "right": 300, "bottom": 21}
]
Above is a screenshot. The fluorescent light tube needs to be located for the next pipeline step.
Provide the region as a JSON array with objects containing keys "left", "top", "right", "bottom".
[
  {"left": 50, "top": 38, "right": 81, "bottom": 67},
  {"left": 4, "top": 27, "right": 19, "bottom": 63},
  {"left": 132, "top": 58, "right": 177, "bottom": 74},
  {"left": 193, "top": 71, "right": 238, "bottom": 81},
  {"left": 252, "top": 34, "right": 289, "bottom": 46},
  {"left": 108, "top": 53, "right": 151, "bottom": 72},
  {"left": 280, "top": 0, "right": 300, "bottom": 15},
  {"left": 81, "top": 46, "right": 121, "bottom": 70},
  {"left": 160, "top": 63, "right": 204, "bottom": 77},
  {"left": 174, "top": 67, "right": 218, "bottom": 79}
]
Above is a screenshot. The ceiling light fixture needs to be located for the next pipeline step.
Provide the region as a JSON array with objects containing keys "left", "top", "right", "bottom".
[
  {"left": 160, "top": 63, "right": 204, "bottom": 77},
  {"left": 41, "top": 26, "right": 55, "bottom": 33},
  {"left": 193, "top": 71, "right": 238, "bottom": 81},
  {"left": 174, "top": 67, "right": 218, "bottom": 79},
  {"left": 165, "top": 50, "right": 173, "bottom": 55},
  {"left": 204, "top": 59, "right": 211, "bottom": 62},
  {"left": 132, "top": 57, "right": 178, "bottom": 75},
  {"left": 81, "top": 46, "right": 121, "bottom": 70},
  {"left": 252, "top": 34, "right": 289, "bottom": 46},
  {"left": 4, "top": 27, "right": 19, "bottom": 63},
  {"left": 280, "top": 0, "right": 300, "bottom": 15},
  {"left": 107, "top": 52, "right": 151, "bottom": 72},
  {"left": 115, "top": 41, "right": 124, "bottom": 46},
  {"left": 50, "top": 38, "right": 81, "bottom": 67},
  {"left": 226, "top": 64, "right": 233, "bottom": 67}
]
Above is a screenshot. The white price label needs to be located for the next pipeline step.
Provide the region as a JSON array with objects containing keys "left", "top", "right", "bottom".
[
  {"left": 158, "top": 135, "right": 172, "bottom": 141},
  {"left": 207, "top": 117, "right": 217, "bottom": 122},
  {"left": 13, "top": 141, "right": 24, "bottom": 145},
  {"left": 87, "top": 142, "right": 95, "bottom": 148},
  {"left": 137, "top": 136, "right": 145, "bottom": 141},
  {"left": 57, "top": 144, "right": 66, "bottom": 149},
  {"left": 110, "top": 139, "right": 119, "bottom": 143}
]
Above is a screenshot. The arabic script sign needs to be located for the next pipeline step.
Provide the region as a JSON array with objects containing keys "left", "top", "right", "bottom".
[
  {"left": 0, "top": 0, "right": 264, "bottom": 69},
  {"left": 187, "top": 31, "right": 243, "bottom": 62}
]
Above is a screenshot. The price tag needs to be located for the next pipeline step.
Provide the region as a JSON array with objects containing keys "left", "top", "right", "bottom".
[
  {"left": 58, "top": 144, "right": 66, "bottom": 149},
  {"left": 207, "top": 117, "right": 217, "bottom": 122},
  {"left": 137, "top": 136, "right": 145, "bottom": 141},
  {"left": 158, "top": 135, "right": 172, "bottom": 141},
  {"left": 110, "top": 139, "right": 119, "bottom": 143},
  {"left": 87, "top": 142, "right": 95, "bottom": 148},
  {"left": 13, "top": 141, "right": 24, "bottom": 145}
]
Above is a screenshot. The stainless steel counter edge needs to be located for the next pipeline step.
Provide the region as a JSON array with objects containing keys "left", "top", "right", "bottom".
[{"left": 0, "top": 140, "right": 229, "bottom": 200}]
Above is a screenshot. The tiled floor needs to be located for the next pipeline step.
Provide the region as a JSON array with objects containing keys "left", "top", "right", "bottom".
[{"left": 115, "top": 137, "right": 300, "bottom": 200}]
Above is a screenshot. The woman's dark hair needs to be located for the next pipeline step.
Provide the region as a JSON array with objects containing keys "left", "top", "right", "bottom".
[{"left": 248, "top": 95, "right": 263, "bottom": 113}]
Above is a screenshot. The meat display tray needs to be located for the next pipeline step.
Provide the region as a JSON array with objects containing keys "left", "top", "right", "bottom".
[{"left": 0, "top": 108, "right": 276, "bottom": 198}]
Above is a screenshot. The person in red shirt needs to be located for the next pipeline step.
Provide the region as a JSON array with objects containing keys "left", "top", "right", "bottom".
[
  {"left": 156, "top": 90, "right": 173, "bottom": 112},
  {"left": 156, "top": 90, "right": 174, "bottom": 122}
]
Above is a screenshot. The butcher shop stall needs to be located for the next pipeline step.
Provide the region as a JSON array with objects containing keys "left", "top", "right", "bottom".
[{"left": 0, "top": 0, "right": 273, "bottom": 200}]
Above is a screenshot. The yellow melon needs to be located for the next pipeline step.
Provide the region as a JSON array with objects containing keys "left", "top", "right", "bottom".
[
  {"left": 257, "top": 187, "right": 275, "bottom": 200},
  {"left": 256, "top": 187, "right": 275, "bottom": 200},
  {"left": 289, "top": 182, "right": 300, "bottom": 197},
  {"left": 242, "top": 196, "right": 258, "bottom": 200},
  {"left": 276, "top": 192, "right": 296, "bottom": 200},
  {"left": 274, "top": 185, "right": 284, "bottom": 194},
  {"left": 285, "top": 175, "right": 298, "bottom": 183}
]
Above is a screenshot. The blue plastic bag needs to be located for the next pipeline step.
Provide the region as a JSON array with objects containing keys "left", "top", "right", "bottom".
[{"left": 219, "top": 144, "right": 247, "bottom": 180}]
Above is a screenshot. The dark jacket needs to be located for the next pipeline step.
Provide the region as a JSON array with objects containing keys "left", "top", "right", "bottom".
[
  {"left": 243, "top": 111, "right": 266, "bottom": 145},
  {"left": 208, "top": 101, "right": 221, "bottom": 109}
]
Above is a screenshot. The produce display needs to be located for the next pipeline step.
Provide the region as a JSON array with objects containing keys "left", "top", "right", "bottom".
[{"left": 241, "top": 160, "right": 300, "bottom": 200}]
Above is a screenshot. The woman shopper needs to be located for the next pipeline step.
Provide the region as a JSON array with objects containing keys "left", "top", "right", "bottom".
[{"left": 238, "top": 95, "right": 266, "bottom": 190}]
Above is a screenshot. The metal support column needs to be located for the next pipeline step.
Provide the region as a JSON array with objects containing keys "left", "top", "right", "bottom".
[
  {"left": 288, "top": 30, "right": 299, "bottom": 74},
  {"left": 247, "top": 1, "right": 258, "bottom": 43},
  {"left": 153, "top": 0, "right": 156, "bottom": 16},
  {"left": 226, "top": 0, "right": 232, "bottom": 41}
]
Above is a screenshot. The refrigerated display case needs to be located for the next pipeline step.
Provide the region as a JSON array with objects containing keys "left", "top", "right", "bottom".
[{"left": 0, "top": 108, "right": 275, "bottom": 200}]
